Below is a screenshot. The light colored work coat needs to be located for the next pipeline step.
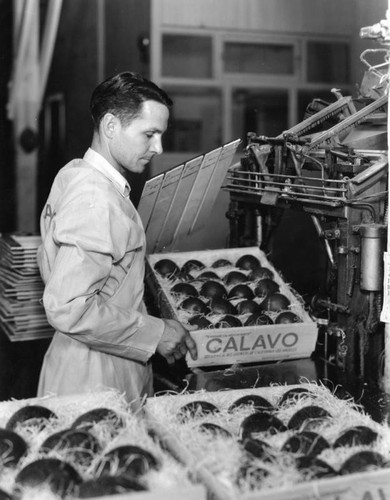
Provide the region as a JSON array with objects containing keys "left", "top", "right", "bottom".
[{"left": 37, "top": 148, "right": 165, "bottom": 405}]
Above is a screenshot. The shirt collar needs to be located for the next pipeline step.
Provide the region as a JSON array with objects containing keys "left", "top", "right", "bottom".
[{"left": 83, "top": 148, "right": 131, "bottom": 198}]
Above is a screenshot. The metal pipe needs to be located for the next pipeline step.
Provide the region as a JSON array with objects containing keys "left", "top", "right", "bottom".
[{"left": 359, "top": 224, "right": 387, "bottom": 291}]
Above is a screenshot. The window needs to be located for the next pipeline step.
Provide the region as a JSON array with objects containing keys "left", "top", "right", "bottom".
[
  {"left": 156, "top": 31, "right": 351, "bottom": 154},
  {"left": 163, "top": 87, "right": 222, "bottom": 153},
  {"left": 307, "top": 41, "right": 350, "bottom": 83},
  {"left": 224, "top": 42, "right": 295, "bottom": 75},
  {"left": 232, "top": 88, "right": 289, "bottom": 140},
  {"left": 162, "top": 34, "right": 213, "bottom": 78}
]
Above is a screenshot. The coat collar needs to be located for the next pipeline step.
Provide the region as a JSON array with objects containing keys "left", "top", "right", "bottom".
[{"left": 83, "top": 148, "right": 131, "bottom": 198}]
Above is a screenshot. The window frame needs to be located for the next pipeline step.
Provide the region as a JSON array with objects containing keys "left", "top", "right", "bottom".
[{"left": 153, "top": 27, "right": 352, "bottom": 158}]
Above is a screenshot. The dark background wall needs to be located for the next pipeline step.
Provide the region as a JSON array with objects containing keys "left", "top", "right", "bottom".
[
  {"left": 104, "top": 0, "right": 151, "bottom": 205},
  {"left": 0, "top": 0, "right": 15, "bottom": 232},
  {"left": 37, "top": 0, "right": 100, "bottom": 214},
  {"left": 38, "top": 0, "right": 152, "bottom": 214}
]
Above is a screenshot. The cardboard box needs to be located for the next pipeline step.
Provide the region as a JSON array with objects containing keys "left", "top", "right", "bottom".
[
  {"left": 146, "top": 246, "right": 318, "bottom": 368},
  {"left": 0, "top": 391, "right": 206, "bottom": 500},
  {"left": 243, "top": 470, "right": 390, "bottom": 500},
  {"left": 144, "top": 384, "right": 390, "bottom": 500}
]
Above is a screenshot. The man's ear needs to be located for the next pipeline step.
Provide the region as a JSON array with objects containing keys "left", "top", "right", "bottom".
[{"left": 100, "top": 113, "right": 118, "bottom": 140}]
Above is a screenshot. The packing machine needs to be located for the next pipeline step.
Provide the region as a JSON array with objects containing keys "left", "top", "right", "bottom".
[{"left": 223, "top": 29, "right": 389, "bottom": 386}]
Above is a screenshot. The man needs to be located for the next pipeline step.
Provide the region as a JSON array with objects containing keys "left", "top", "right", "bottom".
[{"left": 37, "top": 72, "right": 197, "bottom": 405}]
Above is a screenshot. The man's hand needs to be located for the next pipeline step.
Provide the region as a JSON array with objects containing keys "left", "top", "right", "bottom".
[{"left": 156, "top": 318, "right": 198, "bottom": 365}]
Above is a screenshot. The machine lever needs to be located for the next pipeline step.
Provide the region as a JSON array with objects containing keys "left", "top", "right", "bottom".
[
  {"left": 317, "top": 298, "right": 350, "bottom": 314},
  {"left": 311, "top": 215, "right": 336, "bottom": 268},
  {"left": 304, "top": 93, "right": 388, "bottom": 152},
  {"left": 277, "top": 96, "right": 353, "bottom": 139}
]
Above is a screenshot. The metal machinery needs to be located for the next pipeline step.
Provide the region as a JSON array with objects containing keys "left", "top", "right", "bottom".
[{"left": 223, "top": 25, "right": 390, "bottom": 386}]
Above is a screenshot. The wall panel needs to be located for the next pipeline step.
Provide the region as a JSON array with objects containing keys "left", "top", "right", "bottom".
[
  {"left": 39, "top": 0, "right": 100, "bottom": 216},
  {"left": 155, "top": 0, "right": 355, "bottom": 35},
  {"left": 105, "top": 0, "right": 151, "bottom": 77}
]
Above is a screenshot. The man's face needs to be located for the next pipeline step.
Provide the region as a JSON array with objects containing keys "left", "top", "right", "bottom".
[{"left": 110, "top": 100, "right": 169, "bottom": 174}]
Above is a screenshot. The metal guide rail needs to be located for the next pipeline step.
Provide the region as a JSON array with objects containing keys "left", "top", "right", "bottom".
[
  {"left": 223, "top": 152, "right": 387, "bottom": 208},
  {"left": 223, "top": 165, "right": 349, "bottom": 207}
]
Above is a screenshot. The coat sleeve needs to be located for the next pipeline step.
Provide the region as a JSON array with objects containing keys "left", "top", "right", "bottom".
[{"left": 40, "top": 195, "right": 165, "bottom": 364}]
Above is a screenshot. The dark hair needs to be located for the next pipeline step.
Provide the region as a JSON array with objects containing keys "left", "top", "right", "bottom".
[{"left": 90, "top": 72, "right": 173, "bottom": 129}]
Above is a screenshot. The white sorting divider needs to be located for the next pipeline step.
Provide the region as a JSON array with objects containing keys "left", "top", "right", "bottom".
[
  {"left": 137, "top": 173, "right": 164, "bottom": 231},
  {"left": 155, "top": 155, "right": 203, "bottom": 251},
  {"left": 138, "top": 139, "right": 241, "bottom": 253},
  {"left": 144, "top": 164, "right": 184, "bottom": 253},
  {"left": 190, "top": 139, "right": 241, "bottom": 234},
  {"left": 171, "top": 146, "right": 222, "bottom": 245}
]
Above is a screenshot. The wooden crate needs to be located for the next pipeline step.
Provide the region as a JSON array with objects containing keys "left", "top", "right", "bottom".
[
  {"left": 144, "top": 384, "right": 390, "bottom": 500},
  {"left": 0, "top": 391, "right": 206, "bottom": 500},
  {"left": 146, "top": 246, "right": 318, "bottom": 368}
]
